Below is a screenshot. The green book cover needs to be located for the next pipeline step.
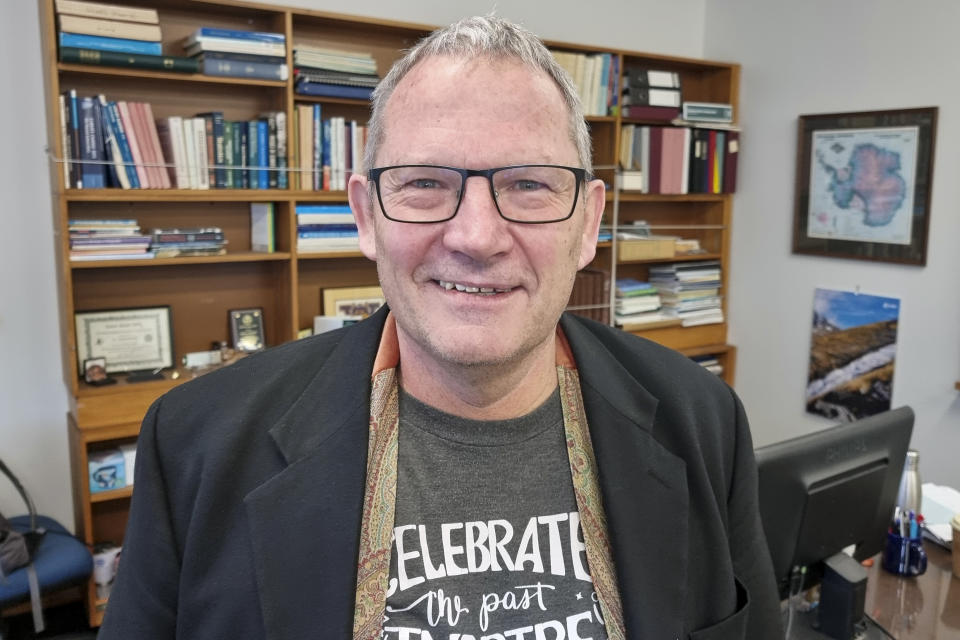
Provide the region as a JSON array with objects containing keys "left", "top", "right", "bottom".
[{"left": 59, "top": 47, "right": 199, "bottom": 74}]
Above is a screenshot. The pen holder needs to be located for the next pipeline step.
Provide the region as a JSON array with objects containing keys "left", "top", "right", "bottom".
[{"left": 881, "top": 532, "right": 927, "bottom": 577}]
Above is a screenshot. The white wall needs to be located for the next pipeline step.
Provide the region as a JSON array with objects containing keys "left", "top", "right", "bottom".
[
  {"left": 704, "top": 0, "right": 960, "bottom": 486},
  {"left": 0, "top": 1, "right": 705, "bottom": 529}
]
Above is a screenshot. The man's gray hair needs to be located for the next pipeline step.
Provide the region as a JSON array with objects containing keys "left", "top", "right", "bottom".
[{"left": 363, "top": 15, "right": 593, "bottom": 175}]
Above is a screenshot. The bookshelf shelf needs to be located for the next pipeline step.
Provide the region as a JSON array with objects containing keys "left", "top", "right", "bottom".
[
  {"left": 89, "top": 486, "right": 134, "bottom": 503},
  {"left": 58, "top": 63, "right": 287, "bottom": 87},
  {"left": 40, "top": 0, "right": 740, "bottom": 627},
  {"left": 70, "top": 251, "right": 292, "bottom": 269}
]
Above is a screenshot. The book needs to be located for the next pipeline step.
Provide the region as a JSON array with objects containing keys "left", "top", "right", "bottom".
[
  {"left": 250, "top": 203, "right": 275, "bottom": 252},
  {"left": 722, "top": 131, "right": 739, "bottom": 194},
  {"left": 260, "top": 112, "right": 277, "bottom": 188},
  {"left": 184, "top": 38, "right": 285, "bottom": 58},
  {"left": 58, "top": 95, "right": 70, "bottom": 186},
  {"left": 58, "top": 14, "right": 162, "bottom": 42},
  {"left": 55, "top": 0, "right": 159, "bottom": 24},
  {"left": 66, "top": 89, "right": 82, "bottom": 188},
  {"left": 77, "top": 95, "right": 106, "bottom": 188},
  {"left": 140, "top": 102, "right": 171, "bottom": 188},
  {"left": 681, "top": 102, "right": 734, "bottom": 124},
  {"left": 198, "top": 57, "right": 288, "bottom": 81},
  {"left": 620, "top": 105, "right": 680, "bottom": 121},
  {"left": 293, "top": 68, "right": 380, "bottom": 88},
  {"left": 275, "top": 111, "right": 287, "bottom": 190},
  {"left": 293, "top": 81, "right": 374, "bottom": 100},
  {"left": 155, "top": 116, "right": 188, "bottom": 188},
  {"left": 96, "top": 95, "right": 129, "bottom": 189},
  {"left": 626, "top": 68, "right": 681, "bottom": 89},
  {"left": 199, "top": 50, "right": 285, "bottom": 65},
  {"left": 196, "top": 112, "right": 225, "bottom": 188},
  {"left": 186, "top": 27, "right": 285, "bottom": 44},
  {"left": 180, "top": 118, "right": 198, "bottom": 189},
  {"left": 629, "top": 87, "right": 681, "bottom": 108},
  {"left": 191, "top": 117, "right": 210, "bottom": 189},
  {"left": 59, "top": 47, "right": 198, "bottom": 73},
  {"left": 234, "top": 121, "right": 247, "bottom": 188},
  {"left": 115, "top": 101, "right": 147, "bottom": 187},
  {"left": 246, "top": 120, "right": 258, "bottom": 188},
  {"left": 256, "top": 119, "right": 268, "bottom": 189},
  {"left": 59, "top": 31, "right": 161, "bottom": 56},
  {"left": 222, "top": 121, "right": 234, "bottom": 188},
  {"left": 296, "top": 104, "right": 313, "bottom": 190}
]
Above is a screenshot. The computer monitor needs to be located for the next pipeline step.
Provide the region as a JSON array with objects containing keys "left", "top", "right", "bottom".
[{"left": 756, "top": 406, "right": 914, "bottom": 598}]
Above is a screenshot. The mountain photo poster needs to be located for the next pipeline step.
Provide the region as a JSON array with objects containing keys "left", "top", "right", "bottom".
[{"left": 806, "top": 288, "right": 900, "bottom": 421}]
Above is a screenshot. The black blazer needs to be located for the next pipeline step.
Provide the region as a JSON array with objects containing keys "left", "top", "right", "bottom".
[{"left": 99, "top": 308, "right": 782, "bottom": 639}]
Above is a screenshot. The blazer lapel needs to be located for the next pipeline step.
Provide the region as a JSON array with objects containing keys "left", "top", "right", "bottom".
[
  {"left": 561, "top": 316, "right": 690, "bottom": 640},
  {"left": 244, "top": 310, "right": 388, "bottom": 640}
]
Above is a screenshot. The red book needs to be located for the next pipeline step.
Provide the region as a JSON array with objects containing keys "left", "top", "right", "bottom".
[
  {"left": 647, "top": 126, "right": 664, "bottom": 195},
  {"left": 621, "top": 105, "right": 680, "bottom": 121},
  {"left": 129, "top": 102, "right": 162, "bottom": 188},
  {"left": 723, "top": 130, "right": 739, "bottom": 193},
  {"left": 142, "top": 102, "right": 171, "bottom": 189}
]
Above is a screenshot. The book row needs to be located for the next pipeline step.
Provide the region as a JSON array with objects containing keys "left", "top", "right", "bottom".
[
  {"left": 292, "top": 106, "right": 367, "bottom": 192},
  {"left": 295, "top": 203, "right": 359, "bottom": 253},
  {"left": 567, "top": 268, "right": 611, "bottom": 325},
  {"left": 550, "top": 51, "right": 620, "bottom": 117},
  {"left": 58, "top": 91, "right": 291, "bottom": 190},
  {"left": 618, "top": 124, "right": 740, "bottom": 195}
]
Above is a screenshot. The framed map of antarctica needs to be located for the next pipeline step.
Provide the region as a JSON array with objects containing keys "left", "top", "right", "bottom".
[{"left": 792, "top": 107, "right": 937, "bottom": 265}]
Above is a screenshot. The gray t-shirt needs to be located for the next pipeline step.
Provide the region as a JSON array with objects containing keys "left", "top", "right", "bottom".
[{"left": 384, "top": 389, "right": 610, "bottom": 640}]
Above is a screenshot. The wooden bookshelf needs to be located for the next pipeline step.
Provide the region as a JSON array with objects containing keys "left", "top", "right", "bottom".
[{"left": 39, "top": 0, "right": 741, "bottom": 626}]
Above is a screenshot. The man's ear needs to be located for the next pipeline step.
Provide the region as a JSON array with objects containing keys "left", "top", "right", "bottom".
[
  {"left": 348, "top": 173, "right": 377, "bottom": 261},
  {"left": 577, "top": 177, "right": 606, "bottom": 269}
]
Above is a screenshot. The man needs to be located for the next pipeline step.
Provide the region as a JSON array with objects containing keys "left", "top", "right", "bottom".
[{"left": 100, "top": 15, "right": 782, "bottom": 640}]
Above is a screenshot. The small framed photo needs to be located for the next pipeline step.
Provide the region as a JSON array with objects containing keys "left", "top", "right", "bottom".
[
  {"left": 322, "top": 286, "right": 385, "bottom": 318},
  {"left": 229, "top": 308, "right": 266, "bottom": 352},
  {"left": 83, "top": 357, "right": 114, "bottom": 386},
  {"left": 792, "top": 107, "right": 937, "bottom": 265}
]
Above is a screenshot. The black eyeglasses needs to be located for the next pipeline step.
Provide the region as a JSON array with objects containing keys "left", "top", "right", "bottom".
[{"left": 367, "top": 164, "right": 588, "bottom": 224}]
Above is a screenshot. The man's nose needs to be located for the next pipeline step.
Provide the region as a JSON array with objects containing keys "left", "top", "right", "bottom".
[{"left": 440, "top": 176, "right": 514, "bottom": 259}]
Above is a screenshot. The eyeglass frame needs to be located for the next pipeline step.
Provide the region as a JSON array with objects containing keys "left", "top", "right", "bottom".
[{"left": 366, "top": 164, "right": 591, "bottom": 224}]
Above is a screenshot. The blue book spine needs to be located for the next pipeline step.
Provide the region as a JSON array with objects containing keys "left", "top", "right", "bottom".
[
  {"left": 193, "top": 27, "right": 285, "bottom": 43},
  {"left": 295, "top": 204, "right": 352, "bottom": 213},
  {"left": 230, "top": 121, "right": 243, "bottom": 188},
  {"left": 222, "top": 121, "right": 234, "bottom": 188},
  {"left": 59, "top": 32, "right": 162, "bottom": 56},
  {"left": 257, "top": 119, "right": 268, "bottom": 189},
  {"left": 200, "top": 58, "right": 287, "bottom": 81},
  {"left": 294, "top": 81, "right": 374, "bottom": 100},
  {"left": 78, "top": 96, "right": 106, "bottom": 188},
  {"left": 296, "top": 224, "right": 358, "bottom": 233},
  {"left": 312, "top": 105, "right": 321, "bottom": 190},
  {"left": 68, "top": 90, "right": 82, "bottom": 188},
  {"left": 321, "top": 119, "right": 331, "bottom": 190},
  {"left": 298, "top": 230, "right": 359, "bottom": 238},
  {"left": 97, "top": 103, "right": 121, "bottom": 188},
  {"left": 106, "top": 102, "right": 140, "bottom": 188},
  {"left": 246, "top": 120, "right": 258, "bottom": 188}
]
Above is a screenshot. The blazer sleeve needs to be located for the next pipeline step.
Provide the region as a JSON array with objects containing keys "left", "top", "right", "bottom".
[
  {"left": 98, "top": 396, "right": 180, "bottom": 639},
  {"left": 726, "top": 390, "right": 785, "bottom": 639}
]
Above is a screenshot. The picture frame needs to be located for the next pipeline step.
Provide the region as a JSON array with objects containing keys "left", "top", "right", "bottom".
[
  {"left": 322, "top": 285, "right": 385, "bottom": 318},
  {"left": 229, "top": 308, "right": 266, "bottom": 353},
  {"left": 74, "top": 306, "right": 174, "bottom": 375},
  {"left": 83, "top": 357, "right": 114, "bottom": 386},
  {"left": 792, "top": 107, "right": 937, "bottom": 265}
]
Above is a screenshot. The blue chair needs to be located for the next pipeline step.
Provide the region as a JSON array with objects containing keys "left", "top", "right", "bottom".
[{"left": 0, "top": 460, "right": 93, "bottom": 634}]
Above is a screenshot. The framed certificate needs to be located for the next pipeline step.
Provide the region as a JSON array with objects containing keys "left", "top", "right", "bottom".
[
  {"left": 74, "top": 306, "right": 174, "bottom": 375},
  {"left": 322, "top": 286, "right": 385, "bottom": 318},
  {"left": 229, "top": 308, "right": 266, "bottom": 352}
]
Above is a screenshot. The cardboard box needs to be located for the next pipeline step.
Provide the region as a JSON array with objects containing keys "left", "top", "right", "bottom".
[
  {"left": 88, "top": 449, "right": 125, "bottom": 494},
  {"left": 617, "top": 236, "right": 676, "bottom": 262}
]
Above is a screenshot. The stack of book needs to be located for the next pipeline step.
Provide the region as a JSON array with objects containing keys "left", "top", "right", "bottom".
[
  {"left": 293, "top": 45, "right": 379, "bottom": 99},
  {"left": 613, "top": 278, "right": 667, "bottom": 329},
  {"left": 550, "top": 51, "right": 619, "bottom": 117},
  {"left": 183, "top": 27, "right": 288, "bottom": 81},
  {"left": 293, "top": 106, "right": 366, "bottom": 191},
  {"left": 68, "top": 219, "right": 152, "bottom": 261},
  {"left": 295, "top": 204, "right": 359, "bottom": 253},
  {"left": 54, "top": 0, "right": 200, "bottom": 72},
  {"left": 568, "top": 268, "right": 610, "bottom": 324},
  {"left": 649, "top": 260, "right": 724, "bottom": 327},
  {"left": 620, "top": 68, "right": 681, "bottom": 121},
  {"left": 150, "top": 227, "right": 226, "bottom": 258}
]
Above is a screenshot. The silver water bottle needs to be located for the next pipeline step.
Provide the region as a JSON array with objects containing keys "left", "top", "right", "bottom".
[{"left": 896, "top": 449, "right": 922, "bottom": 515}]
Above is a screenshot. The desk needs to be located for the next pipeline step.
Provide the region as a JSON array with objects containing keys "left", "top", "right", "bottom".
[{"left": 864, "top": 545, "right": 960, "bottom": 639}]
